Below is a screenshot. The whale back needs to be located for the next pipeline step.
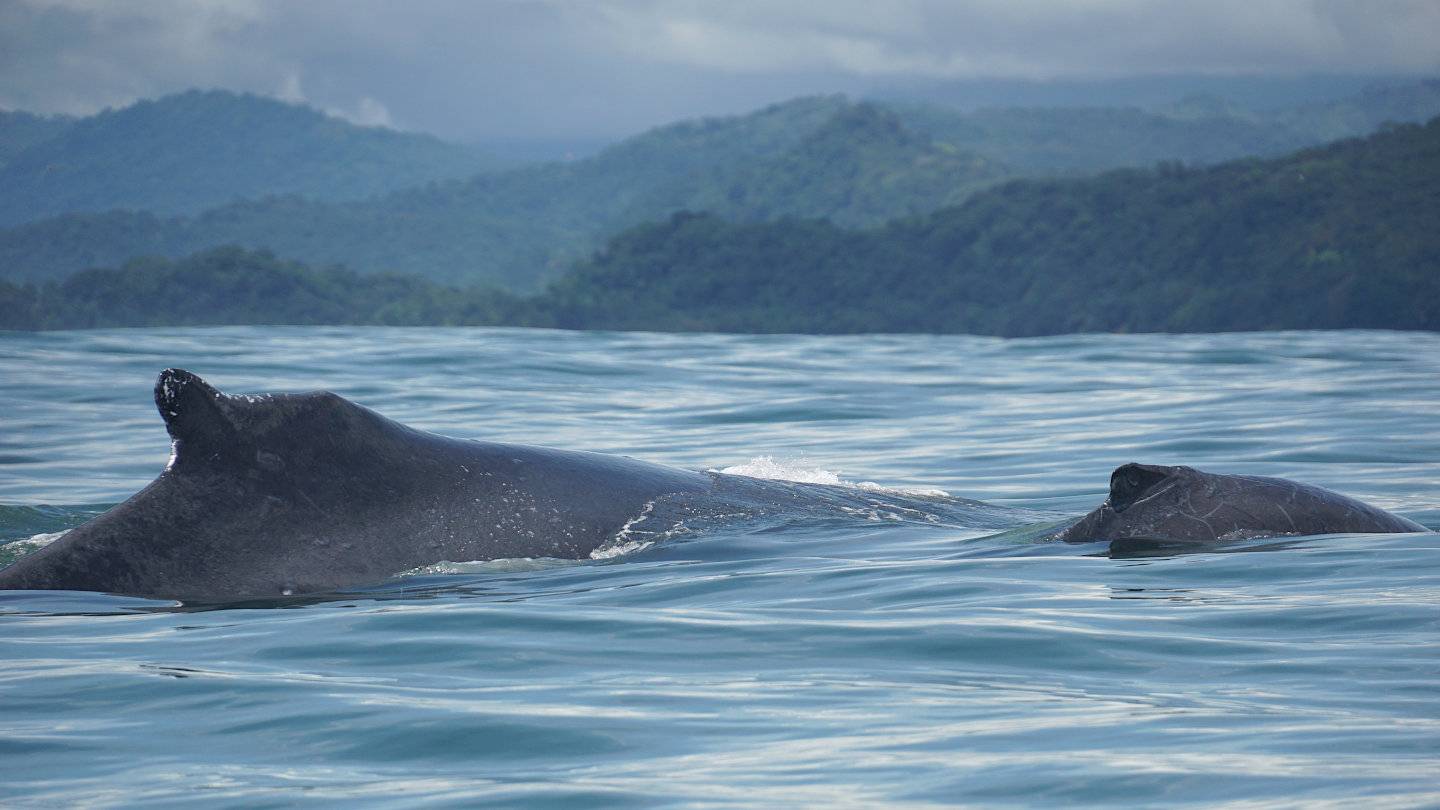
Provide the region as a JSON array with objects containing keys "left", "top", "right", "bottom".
[
  {"left": 0, "top": 369, "right": 709, "bottom": 600},
  {"left": 1057, "top": 462, "right": 1424, "bottom": 549}
]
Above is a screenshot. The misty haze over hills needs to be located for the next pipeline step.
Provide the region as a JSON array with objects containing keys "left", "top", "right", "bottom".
[{"left": 1, "top": 78, "right": 1438, "bottom": 293}]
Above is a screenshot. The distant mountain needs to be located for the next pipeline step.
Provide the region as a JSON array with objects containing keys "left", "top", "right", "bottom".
[
  {"left": 532, "top": 117, "right": 1440, "bottom": 335},
  {"left": 680, "top": 103, "right": 1008, "bottom": 226},
  {"left": 0, "top": 109, "right": 74, "bottom": 169},
  {"left": 0, "top": 90, "right": 500, "bottom": 226},
  {"left": 0, "top": 97, "right": 1004, "bottom": 288},
  {"left": 7, "top": 118, "right": 1438, "bottom": 335},
  {"left": 890, "top": 79, "right": 1440, "bottom": 172},
  {"left": 3, "top": 82, "right": 1439, "bottom": 291},
  {"left": 873, "top": 73, "right": 1411, "bottom": 114}
]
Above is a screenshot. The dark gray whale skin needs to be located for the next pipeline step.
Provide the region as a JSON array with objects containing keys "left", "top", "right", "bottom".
[
  {"left": 1056, "top": 462, "right": 1424, "bottom": 552},
  {"left": 0, "top": 369, "right": 714, "bottom": 601}
]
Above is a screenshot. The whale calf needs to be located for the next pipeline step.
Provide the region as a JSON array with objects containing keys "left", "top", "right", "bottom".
[{"left": 1055, "top": 462, "right": 1424, "bottom": 551}]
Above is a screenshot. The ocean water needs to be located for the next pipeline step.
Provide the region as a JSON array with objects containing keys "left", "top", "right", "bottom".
[{"left": 1, "top": 326, "right": 1438, "bottom": 808}]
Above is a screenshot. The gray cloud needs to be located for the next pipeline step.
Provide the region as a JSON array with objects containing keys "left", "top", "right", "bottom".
[{"left": 2, "top": 0, "right": 1436, "bottom": 141}]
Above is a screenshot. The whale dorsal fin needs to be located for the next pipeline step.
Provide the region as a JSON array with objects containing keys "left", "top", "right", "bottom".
[
  {"left": 1108, "top": 463, "right": 1172, "bottom": 513},
  {"left": 154, "top": 368, "right": 239, "bottom": 455}
]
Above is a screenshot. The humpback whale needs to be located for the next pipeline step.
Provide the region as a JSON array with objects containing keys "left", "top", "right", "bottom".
[
  {"left": 0, "top": 369, "right": 1017, "bottom": 601},
  {"left": 1055, "top": 462, "right": 1424, "bottom": 551},
  {"left": 0, "top": 372, "right": 1425, "bottom": 600},
  {"left": 0, "top": 369, "right": 724, "bottom": 600}
]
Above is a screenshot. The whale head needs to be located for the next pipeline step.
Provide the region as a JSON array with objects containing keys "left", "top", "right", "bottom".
[{"left": 1055, "top": 463, "right": 1211, "bottom": 545}]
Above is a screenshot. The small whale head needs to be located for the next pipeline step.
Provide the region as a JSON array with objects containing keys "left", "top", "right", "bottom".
[
  {"left": 1056, "top": 462, "right": 1425, "bottom": 549},
  {"left": 1105, "top": 462, "right": 1176, "bottom": 514},
  {"left": 1055, "top": 462, "right": 1216, "bottom": 545}
]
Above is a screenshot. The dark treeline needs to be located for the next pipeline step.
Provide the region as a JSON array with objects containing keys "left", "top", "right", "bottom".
[
  {"left": 0, "top": 248, "right": 524, "bottom": 331},
  {"left": 3, "top": 117, "right": 1437, "bottom": 336}
]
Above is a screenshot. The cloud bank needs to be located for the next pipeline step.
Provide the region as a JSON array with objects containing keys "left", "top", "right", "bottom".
[{"left": 2, "top": 0, "right": 1436, "bottom": 140}]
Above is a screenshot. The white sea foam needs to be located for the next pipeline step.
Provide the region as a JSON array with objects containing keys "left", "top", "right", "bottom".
[
  {"left": 20, "top": 531, "right": 67, "bottom": 550},
  {"left": 400, "top": 557, "right": 580, "bottom": 576},
  {"left": 1, "top": 530, "right": 68, "bottom": 565},
  {"left": 590, "top": 537, "right": 655, "bottom": 560},
  {"left": 714, "top": 455, "right": 950, "bottom": 499},
  {"left": 591, "top": 500, "right": 658, "bottom": 559}
]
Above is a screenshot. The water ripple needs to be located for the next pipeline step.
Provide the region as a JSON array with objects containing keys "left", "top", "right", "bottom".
[{"left": 1, "top": 327, "right": 1438, "bottom": 806}]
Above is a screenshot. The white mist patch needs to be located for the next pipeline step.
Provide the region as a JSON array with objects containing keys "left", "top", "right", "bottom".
[{"left": 714, "top": 455, "right": 950, "bottom": 499}]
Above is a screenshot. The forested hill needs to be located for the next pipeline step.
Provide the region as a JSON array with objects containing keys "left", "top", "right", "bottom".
[
  {"left": 0, "top": 99, "right": 1009, "bottom": 289},
  {"left": 538, "top": 118, "right": 1440, "bottom": 335},
  {"left": 3, "top": 81, "right": 1439, "bottom": 292},
  {"left": 892, "top": 79, "right": 1440, "bottom": 172},
  {"left": 5, "top": 117, "right": 1437, "bottom": 336},
  {"left": 0, "top": 90, "right": 499, "bottom": 226},
  {"left": 0, "top": 109, "right": 74, "bottom": 168}
]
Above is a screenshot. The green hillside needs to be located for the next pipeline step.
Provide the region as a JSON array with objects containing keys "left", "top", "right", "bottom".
[
  {"left": 892, "top": 79, "right": 1440, "bottom": 172},
  {"left": 6, "top": 118, "right": 1437, "bottom": 335},
  {"left": 535, "top": 118, "right": 1440, "bottom": 335},
  {"left": 0, "top": 90, "right": 499, "bottom": 226},
  {"left": 0, "top": 109, "right": 74, "bottom": 168},
  {"left": 2, "top": 82, "right": 1438, "bottom": 292},
  {"left": 0, "top": 98, "right": 1004, "bottom": 289}
]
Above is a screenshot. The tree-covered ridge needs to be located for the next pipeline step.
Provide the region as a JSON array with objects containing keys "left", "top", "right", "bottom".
[
  {"left": 0, "top": 90, "right": 500, "bottom": 226},
  {"left": 892, "top": 79, "right": 1440, "bottom": 172},
  {"left": 0, "top": 97, "right": 1002, "bottom": 288},
  {"left": 0, "top": 246, "right": 522, "bottom": 331},
  {"left": 2, "top": 83, "right": 1439, "bottom": 293},
  {"left": 682, "top": 103, "right": 1009, "bottom": 226},
  {"left": 4, "top": 117, "right": 1437, "bottom": 336},
  {"left": 539, "top": 118, "right": 1440, "bottom": 335},
  {"left": 0, "top": 109, "right": 74, "bottom": 169}
]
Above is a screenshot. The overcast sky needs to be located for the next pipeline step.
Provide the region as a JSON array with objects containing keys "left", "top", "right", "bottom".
[{"left": 2, "top": 0, "right": 1437, "bottom": 142}]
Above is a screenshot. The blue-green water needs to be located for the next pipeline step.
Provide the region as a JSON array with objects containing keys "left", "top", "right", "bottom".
[{"left": 2, "top": 327, "right": 1438, "bottom": 807}]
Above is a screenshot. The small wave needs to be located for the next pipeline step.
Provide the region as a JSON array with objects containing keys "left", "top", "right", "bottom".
[
  {"left": 591, "top": 499, "right": 706, "bottom": 560},
  {"left": 713, "top": 455, "right": 950, "bottom": 499},
  {"left": 19, "top": 530, "right": 67, "bottom": 549},
  {"left": 591, "top": 500, "right": 658, "bottom": 559},
  {"left": 590, "top": 537, "right": 655, "bottom": 560},
  {"left": 398, "top": 557, "right": 581, "bottom": 576},
  {"left": 0, "top": 530, "right": 68, "bottom": 566}
]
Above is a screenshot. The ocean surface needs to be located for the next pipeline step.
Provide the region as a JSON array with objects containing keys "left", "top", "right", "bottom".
[{"left": 1, "top": 326, "right": 1437, "bottom": 808}]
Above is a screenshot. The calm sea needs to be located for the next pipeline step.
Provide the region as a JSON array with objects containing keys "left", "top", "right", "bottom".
[{"left": 2, "top": 327, "right": 1438, "bottom": 807}]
